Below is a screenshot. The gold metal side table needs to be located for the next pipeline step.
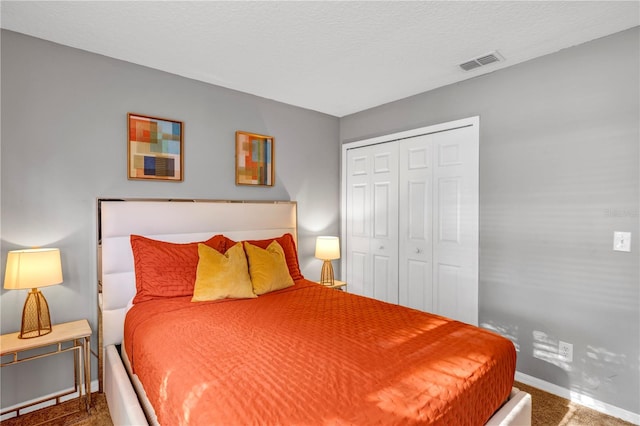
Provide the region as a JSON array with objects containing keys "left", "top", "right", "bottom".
[{"left": 1, "top": 319, "right": 91, "bottom": 418}]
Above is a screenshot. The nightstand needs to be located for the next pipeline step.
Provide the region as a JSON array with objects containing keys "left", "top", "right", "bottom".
[
  {"left": 0, "top": 319, "right": 92, "bottom": 418},
  {"left": 318, "top": 280, "right": 347, "bottom": 291}
]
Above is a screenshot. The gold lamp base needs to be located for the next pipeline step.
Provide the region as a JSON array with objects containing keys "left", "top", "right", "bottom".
[
  {"left": 319, "top": 260, "right": 335, "bottom": 286},
  {"left": 19, "top": 288, "right": 52, "bottom": 339}
]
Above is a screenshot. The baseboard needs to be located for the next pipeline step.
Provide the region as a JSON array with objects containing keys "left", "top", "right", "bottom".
[
  {"left": 0, "top": 379, "right": 100, "bottom": 420},
  {"left": 516, "top": 371, "right": 640, "bottom": 425}
]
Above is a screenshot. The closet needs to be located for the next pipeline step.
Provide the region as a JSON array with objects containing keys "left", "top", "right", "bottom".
[{"left": 341, "top": 117, "right": 479, "bottom": 325}]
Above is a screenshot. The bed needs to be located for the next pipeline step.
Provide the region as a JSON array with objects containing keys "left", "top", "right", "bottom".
[{"left": 98, "top": 199, "right": 531, "bottom": 425}]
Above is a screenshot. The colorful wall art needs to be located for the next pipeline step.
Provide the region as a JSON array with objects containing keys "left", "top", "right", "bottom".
[
  {"left": 128, "top": 113, "right": 183, "bottom": 181},
  {"left": 235, "top": 131, "right": 274, "bottom": 186}
]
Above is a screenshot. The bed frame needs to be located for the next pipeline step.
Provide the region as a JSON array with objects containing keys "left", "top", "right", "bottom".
[{"left": 98, "top": 198, "right": 531, "bottom": 425}]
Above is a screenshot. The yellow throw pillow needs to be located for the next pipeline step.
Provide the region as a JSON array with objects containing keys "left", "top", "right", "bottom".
[
  {"left": 244, "top": 241, "right": 295, "bottom": 295},
  {"left": 192, "top": 242, "right": 257, "bottom": 302}
]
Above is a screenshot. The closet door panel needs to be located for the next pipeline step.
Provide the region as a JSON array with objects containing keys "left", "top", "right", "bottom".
[
  {"left": 432, "top": 126, "right": 478, "bottom": 325},
  {"left": 351, "top": 184, "right": 368, "bottom": 236},
  {"left": 373, "top": 182, "right": 392, "bottom": 238},
  {"left": 399, "top": 136, "right": 433, "bottom": 311},
  {"left": 350, "top": 251, "right": 369, "bottom": 297},
  {"left": 434, "top": 263, "right": 460, "bottom": 320},
  {"left": 404, "top": 258, "right": 431, "bottom": 311},
  {"left": 345, "top": 150, "right": 371, "bottom": 297},
  {"left": 370, "top": 143, "right": 399, "bottom": 304},
  {"left": 345, "top": 142, "right": 398, "bottom": 301},
  {"left": 437, "top": 177, "right": 461, "bottom": 243},
  {"left": 373, "top": 254, "right": 395, "bottom": 303}
]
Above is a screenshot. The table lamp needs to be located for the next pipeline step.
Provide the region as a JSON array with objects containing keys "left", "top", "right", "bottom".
[
  {"left": 315, "top": 236, "right": 340, "bottom": 286},
  {"left": 3, "top": 248, "right": 63, "bottom": 339}
]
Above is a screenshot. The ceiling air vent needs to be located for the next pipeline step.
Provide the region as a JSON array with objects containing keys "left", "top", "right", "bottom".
[{"left": 459, "top": 51, "right": 504, "bottom": 71}]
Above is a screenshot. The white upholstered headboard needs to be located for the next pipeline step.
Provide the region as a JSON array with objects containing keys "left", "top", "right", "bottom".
[{"left": 98, "top": 199, "right": 298, "bottom": 346}]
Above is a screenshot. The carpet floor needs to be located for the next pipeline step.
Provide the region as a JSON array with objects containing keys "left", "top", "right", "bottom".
[
  {"left": 513, "top": 381, "right": 634, "bottom": 426},
  {"left": 0, "top": 385, "right": 635, "bottom": 425},
  {"left": 0, "top": 394, "right": 111, "bottom": 426}
]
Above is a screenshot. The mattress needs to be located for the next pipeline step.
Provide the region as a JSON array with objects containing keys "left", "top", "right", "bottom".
[{"left": 124, "top": 279, "right": 516, "bottom": 425}]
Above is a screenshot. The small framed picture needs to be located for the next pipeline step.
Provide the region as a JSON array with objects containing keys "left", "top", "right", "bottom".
[
  {"left": 128, "top": 113, "right": 183, "bottom": 181},
  {"left": 235, "top": 131, "right": 274, "bottom": 186}
]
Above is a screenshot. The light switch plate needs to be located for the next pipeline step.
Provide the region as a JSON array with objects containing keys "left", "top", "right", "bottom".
[{"left": 613, "top": 231, "right": 631, "bottom": 252}]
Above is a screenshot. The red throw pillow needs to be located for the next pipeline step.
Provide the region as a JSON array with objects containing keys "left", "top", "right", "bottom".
[
  {"left": 225, "top": 233, "right": 304, "bottom": 280},
  {"left": 131, "top": 234, "right": 227, "bottom": 304}
]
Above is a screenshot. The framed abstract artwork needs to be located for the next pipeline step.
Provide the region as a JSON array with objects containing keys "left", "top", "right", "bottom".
[
  {"left": 235, "top": 131, "right": 274, "bottom": 186},
  {"left": 128, "top": 113, "right": 183, "bottom": 181}
]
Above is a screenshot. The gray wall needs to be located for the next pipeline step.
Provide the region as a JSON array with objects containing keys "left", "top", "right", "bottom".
[
  {"left": 341, "top": 27, "right": 639, "bottom": 414},
  {"left": 0, "top": 30, "right": 340, "bottom": 408}
]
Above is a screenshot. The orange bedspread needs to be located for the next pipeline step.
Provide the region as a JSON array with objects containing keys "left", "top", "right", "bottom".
[{"left": 124, "top": 279, "right": 516, "bottom": 425}]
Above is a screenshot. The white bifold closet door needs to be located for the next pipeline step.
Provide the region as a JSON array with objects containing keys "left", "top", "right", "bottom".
[
  {"left": 345, "top": 142, "right": 399, "bottom": 303},
  {"left": 344, "top": 118, "right": 478, "bottom": 325}
]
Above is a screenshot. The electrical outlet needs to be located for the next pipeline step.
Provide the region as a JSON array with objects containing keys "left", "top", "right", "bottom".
[{"left": 559, "top": 341, "right": 573, "bottom": 362}]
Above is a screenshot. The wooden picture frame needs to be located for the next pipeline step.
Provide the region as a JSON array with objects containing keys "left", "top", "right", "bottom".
[
  {"left": 128, "top": 113, "right": 183, "bottom": 181},
  {"left": 235, "top": 131, "right": 274, "bottom": 186}
]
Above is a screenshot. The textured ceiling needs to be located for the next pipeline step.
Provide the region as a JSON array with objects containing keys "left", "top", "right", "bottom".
[{"left": 1, "top": 1, "right": 638, "bottom": 117}]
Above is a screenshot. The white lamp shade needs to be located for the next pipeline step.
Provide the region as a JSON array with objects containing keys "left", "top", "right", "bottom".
[
  {"left": 4, "top": 248, "right": 63, "bottom": 290},
  {"left": 315, "top": 236, "right": 340, "bottom": 260}
]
